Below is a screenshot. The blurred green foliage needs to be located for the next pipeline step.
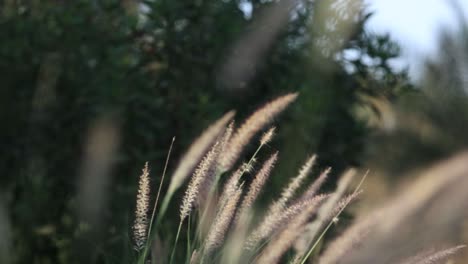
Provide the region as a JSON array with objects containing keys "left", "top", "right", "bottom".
[{"left": 0, "top": 0, "right": 411, "bottom": 263}]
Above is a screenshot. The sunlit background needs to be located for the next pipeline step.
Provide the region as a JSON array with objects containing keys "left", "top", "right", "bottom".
[{"left": 367, "top": 0, "right": 468, "bottom": 78}]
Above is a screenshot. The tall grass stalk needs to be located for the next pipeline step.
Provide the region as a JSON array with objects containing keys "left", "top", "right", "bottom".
[
  {"left": 186, "top": 214, "right": 192, "bottom": 264},
  {"left": 139, "top": 137, "right": 175, "bottom": 263}
]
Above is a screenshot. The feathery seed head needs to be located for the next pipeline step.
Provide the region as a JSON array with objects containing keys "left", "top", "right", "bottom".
[
  {"left": 293, "top": 169, "right": 355, "bottom": 255},
  {"left": 260, "top": 126, "right": 276, "bottom": 145},
  {"left": 280, "top": 194, "right": 329, "bottom": 226},
  {"left": 180, "top": 142, "right": 220, "bottom": 221},
  {"left": 197, "top": 142, "right": 223, "bottom": 207},
  {"left": 245, "top": 194, "right": 327, "bottom": 250},
  {"left": 205, "top": 187, "right": 243, "bottom": 255},
  {"left": 220, "top": 164, "right": 248, "bottom": 206},
  {"left": 399, "top": 245, "right": 466, "bottom": 264},
  {"left": 220, "top": 93, "right": 298, "bottom": 171},
  {"left": 317, "top": 216, "right": 373, "bottom": 264},
  {"left": 169, "top": 111, "right": 235, "bottom": 195},
  {"left": 311, "top": 191, "right": 364, "bottom": 261},
  {"left": 133, "top": 162, "right": 151, "bottom": 251},
  {"left": 255, "top": 195, "right": 326, "bottom": 264},
  {"left": 190, "top": 250, "right": 199, "bottom": 264},
  {"left": 276, "top": 155, "right": 317, "bottom": 212},
  {"left": 250, "top": 154, "right": 318, "bottom": 247},
  {"left": 332, "top": 190, "right": 362, "bottom": 216},
  {"left": 219, "top": 121, "right": 235, "bottom": 155},
  {"left": 299, "top": 166, "right": 330, "bottom": 202},
  {"left": 238, "top": 152, "right": 278, "bottom": 219}
]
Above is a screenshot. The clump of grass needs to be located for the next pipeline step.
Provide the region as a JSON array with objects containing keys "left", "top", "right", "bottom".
[{"left": 131, "top": 93, "right": 467, "bottom": 264}]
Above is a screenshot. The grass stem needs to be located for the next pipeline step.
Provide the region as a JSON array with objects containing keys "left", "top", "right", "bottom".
[
  {"left": 170, "top": 220, "right": 184, "bottom": 264},
  {"left": 141, "top": 137, "right": 175, "bottom": 263}
]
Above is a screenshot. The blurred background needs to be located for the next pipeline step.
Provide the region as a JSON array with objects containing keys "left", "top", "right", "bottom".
[{"left": 1, "top": 0, "right": 468, "bottom": 263}]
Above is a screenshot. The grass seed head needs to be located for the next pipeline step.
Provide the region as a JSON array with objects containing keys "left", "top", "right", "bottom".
[{"left": 133, "top": 162, "right": 151, "bottom": 251}]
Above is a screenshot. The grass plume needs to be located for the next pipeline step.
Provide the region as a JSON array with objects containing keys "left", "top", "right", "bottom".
[
  {"left": 274, "top": 155, "right": 317, "bottom": 214},
  {"left": 255, "top": 195, "right": 325, "bottom": 264},
  {"left": 259, "top": 126, "right": 276, "bottom": 146},
  {"left": 399, "top": 245, "right": 466, "bottom": 264},
  {"left": 204, "top": 187, "right": 243, "bottom": 256},
  {"left": 237, "top": 152, "right": 278, "bottom": 218},
  {"left": 219, "top": 93, "right": 297, "bottom": 171},
  {"left": 133, "top": 162, "right": 151, "bottom": 251},
  {"left": 158, "top": 111, "right": 234, "bottom": 224},
  {"left": 180, "top": 142, "right": 221, "bottom": 221}
]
